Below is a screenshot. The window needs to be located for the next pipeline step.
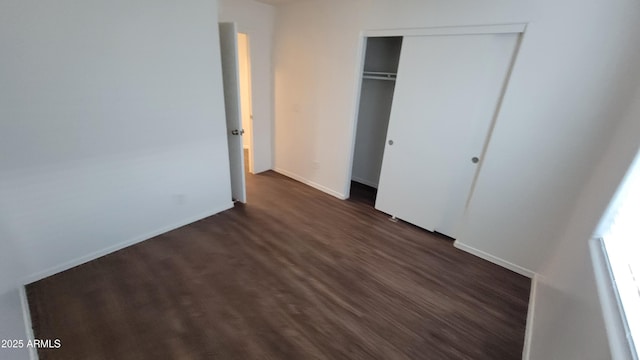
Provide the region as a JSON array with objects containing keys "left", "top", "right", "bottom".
[{"left": 598, "top": 152, "right": 640, "bottom": 360}]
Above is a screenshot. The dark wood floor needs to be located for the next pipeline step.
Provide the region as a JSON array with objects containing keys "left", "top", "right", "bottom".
[{"left": 27, "top": 169, "right": 530, "bottom": 360}]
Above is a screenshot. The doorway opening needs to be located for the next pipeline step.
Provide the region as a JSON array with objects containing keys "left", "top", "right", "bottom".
[
  {"left": 237, "top": 32, "right": 255, "bottom": 175},
  {"left": 349, "top": 36, "right": 402, "bottom": 206}
]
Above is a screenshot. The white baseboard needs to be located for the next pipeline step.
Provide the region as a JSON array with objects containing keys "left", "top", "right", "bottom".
[
  {"left": 19, "top": 286, "right": 38, "bottom": 360},
  {"left": 453, "top": 241, "right": 535, "bottom": 278},
  {"left": 522, "top": 275, "right": 539, "bottom": 360},
  {"left": 21, "top": 203, "right": 233, "bottom": 285},
  {"left": 351, "top": 176, "right": 378, "bottom": 189},
  {"left": 274, "top": 168, "right": 346, "bottom": 200}
]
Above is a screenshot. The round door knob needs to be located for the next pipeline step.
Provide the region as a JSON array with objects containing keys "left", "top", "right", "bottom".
[
  {"left": 388, "top": 140, "right": 394, "bottom": 145},
  {"left": 471, "top": 157, "right": 480, "bottom": 164}
]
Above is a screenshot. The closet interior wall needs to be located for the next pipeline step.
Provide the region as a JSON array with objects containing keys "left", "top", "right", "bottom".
[{"left": 351, "top": 37, "right": 402, "bottom": 190}]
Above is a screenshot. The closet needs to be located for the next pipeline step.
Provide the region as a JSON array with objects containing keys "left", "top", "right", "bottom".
[
  {"left": 350, "top": 37, "right": 402, "bottom": 192},
  {"left": 350, "top": 27, "right": 522, "bottom": 239}
]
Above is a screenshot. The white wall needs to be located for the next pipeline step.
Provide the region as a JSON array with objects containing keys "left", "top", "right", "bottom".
[
  {"left": 272, "top": 0, "right": 640, "bottom": 275},
  {"left": 0, "top": 0, "right": 232, "bottom": 347},
  {"left": 0, "top": 290, "right": 30, "bottom": 360},
  {"left": 527, "top": 81, "right": 640, "bottom": 359},
  {"left": 219, "top": 0, "right": 276, "bottom": 173}
]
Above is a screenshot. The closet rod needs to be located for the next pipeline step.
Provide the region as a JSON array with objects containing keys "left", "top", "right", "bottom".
[
  {"left": 362, "top": 71, "right": 397, "bottom": 81},
  {"left": 363, "top": 75, "right": 396, "bottom": 81}
]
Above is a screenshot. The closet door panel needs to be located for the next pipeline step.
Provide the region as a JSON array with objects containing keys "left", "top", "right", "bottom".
[{"left": 375, "top": 33, "right": 518, "bottom": 238}]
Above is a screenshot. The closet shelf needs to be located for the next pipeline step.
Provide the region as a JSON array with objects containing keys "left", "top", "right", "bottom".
[{"left": 363, "top": 71, "right": 397, "bottom": 81}]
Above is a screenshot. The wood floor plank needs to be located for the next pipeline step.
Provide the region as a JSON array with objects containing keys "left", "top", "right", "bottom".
[{"left": 27, "top": 171, "right": 530, "bottom": 359}]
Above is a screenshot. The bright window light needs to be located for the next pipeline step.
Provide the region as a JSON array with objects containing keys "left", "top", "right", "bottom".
[{"left": 602, "top": 152, "right": 640, "bottom": 358}]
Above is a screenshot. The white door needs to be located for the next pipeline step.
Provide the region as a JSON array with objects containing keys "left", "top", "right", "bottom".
[
  {"left": 375, "top": 33, "right": 518, "bottom": 238},
  {"left": 219, "top": 22, "right": 246, "bottom": 203}
]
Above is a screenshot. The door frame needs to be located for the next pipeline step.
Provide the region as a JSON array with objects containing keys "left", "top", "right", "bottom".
[{"left": 342, "top": 23, "right": 528, "bottom": 200}]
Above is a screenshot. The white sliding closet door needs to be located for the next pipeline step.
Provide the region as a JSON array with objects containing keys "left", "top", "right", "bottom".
[{"left": 375, "top": 33, "right": 518, "bottom": 238}]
